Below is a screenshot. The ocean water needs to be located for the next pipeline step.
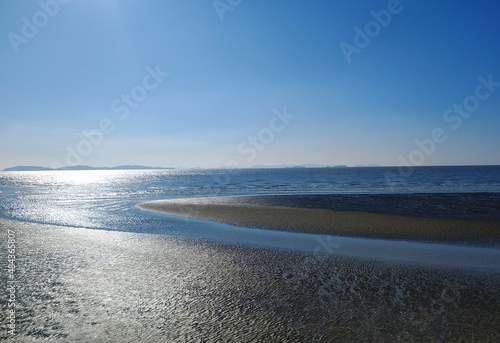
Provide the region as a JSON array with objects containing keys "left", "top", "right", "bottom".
[{"left": 0, "top": 166, "right": 499, "bottom": 238}]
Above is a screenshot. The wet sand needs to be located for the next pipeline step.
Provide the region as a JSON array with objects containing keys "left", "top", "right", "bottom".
[
  {"left": 1, "top": 217, "right": 500, "bottom": 342},
  {"left": 138, "top": 197, "right": 500, "bottom": 246}
]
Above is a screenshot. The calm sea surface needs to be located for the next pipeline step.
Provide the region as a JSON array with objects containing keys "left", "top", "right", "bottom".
[{"left": 1, "top": 166, "right": 499, "bottom": 241}]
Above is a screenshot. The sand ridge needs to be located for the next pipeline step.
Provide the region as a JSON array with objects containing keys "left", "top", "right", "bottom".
[{"left": 138, "top": 197, "right": 500, "bottom": 246}]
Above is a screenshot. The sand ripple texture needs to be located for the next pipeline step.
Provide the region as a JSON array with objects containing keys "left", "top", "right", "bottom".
[{"left": 1, "top": 218, "right": 500, "bottom": 342}]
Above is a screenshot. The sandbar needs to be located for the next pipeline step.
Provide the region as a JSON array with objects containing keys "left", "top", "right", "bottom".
[{"left": 138, "top": 196, "right": 500, "bottom": 246}]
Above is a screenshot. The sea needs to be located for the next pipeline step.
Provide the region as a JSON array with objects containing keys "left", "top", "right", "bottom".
[
  {"left": 2, "top": 165, "right": 500, "bottom": 341},
  {"left": 1, "top": 165, "right": 499, "bottom": 243}
]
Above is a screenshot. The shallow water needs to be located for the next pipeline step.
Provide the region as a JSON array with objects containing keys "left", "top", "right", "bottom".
[
  {"left": 138, "top": 207, "right": 500, "bottom": 270},
  {"left": 1, "top": 166, "right": 499, "bottom": 234},
  {"left": 1, "top": 167, "right": 499, "bottom": 266}
]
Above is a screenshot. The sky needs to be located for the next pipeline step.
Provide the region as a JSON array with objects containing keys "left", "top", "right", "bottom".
[{"left": 0, "top": 0, "right": 499, "bottom": 169}]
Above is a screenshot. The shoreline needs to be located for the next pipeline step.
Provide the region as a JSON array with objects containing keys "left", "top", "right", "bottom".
[{"left": 138, "top": 196, "right": 500, "bottom": 247}]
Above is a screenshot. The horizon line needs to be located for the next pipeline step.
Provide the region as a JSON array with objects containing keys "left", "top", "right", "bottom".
[{"left": 3, "top": 163, "right": 500, "bottom": 172}]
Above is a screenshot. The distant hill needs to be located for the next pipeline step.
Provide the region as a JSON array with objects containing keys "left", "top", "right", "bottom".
[
  {"left": 3, "top": 166, "right": 53, "bottom": 171},
  {"left": 249, "top": 164, "right": 348, "bottom": 169},
  {"left": 3, "top": 165, "right": 174, "bottom": 171},
  {"left": 353, "top": 164, "right": 381, "bottom": 167},
  {"left": 250, "top": 165, "right": 295, "bottom": 169}
]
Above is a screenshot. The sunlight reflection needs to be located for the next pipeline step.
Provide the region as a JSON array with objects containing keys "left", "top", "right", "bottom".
[{"left": 52, "top": 170, "right": 131, "bottom": 185}]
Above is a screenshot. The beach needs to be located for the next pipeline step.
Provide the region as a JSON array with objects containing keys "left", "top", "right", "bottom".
[
  {"left": 2, "top": 215, "right": 500, "bottom": 341},
  {"left": 138, "top": 195, "right": 500, "bottom": 247}
]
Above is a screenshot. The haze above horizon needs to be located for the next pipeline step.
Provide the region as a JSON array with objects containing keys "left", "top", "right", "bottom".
[{"left": 1, "top": 0, "right": 499, "bottom": 170}]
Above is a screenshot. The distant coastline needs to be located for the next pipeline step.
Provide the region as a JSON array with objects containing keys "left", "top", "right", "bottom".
[
  {"left": 5, "top": 163, "right": 500, "bottom": 172},
  {"left": 3, "top": 165, "right": 175, "bottom": 172},
  {"left": 2, "top": 164, "right": 366, "bottom": 171}
]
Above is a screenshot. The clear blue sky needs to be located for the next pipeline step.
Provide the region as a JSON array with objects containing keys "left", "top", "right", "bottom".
[{"left": 1, "top": 0, "right": 499, "bottom": 169}]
